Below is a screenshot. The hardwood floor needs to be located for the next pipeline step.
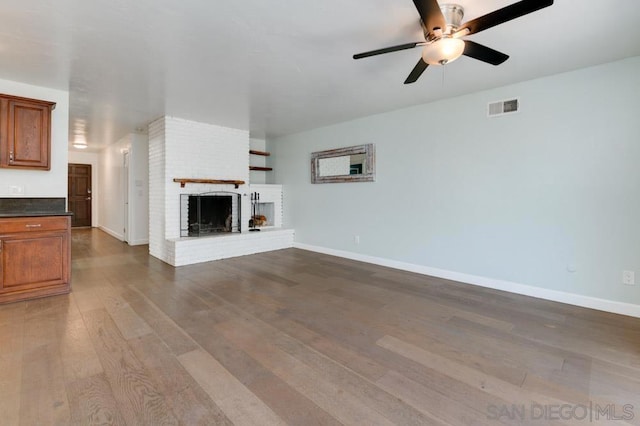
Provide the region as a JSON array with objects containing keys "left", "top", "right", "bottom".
[{"left": 1, "top": 228, "right": 639, "bottom": 425}]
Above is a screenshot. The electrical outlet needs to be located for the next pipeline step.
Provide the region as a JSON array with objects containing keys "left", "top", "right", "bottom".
[
  {"left": 623, "top": 270, "right": 635, "bottom": 286},
  {"left": 9, "top": 185, "right": 24, "bottom": 195},
  {"left": 354, "top": 235, "right": 360, "bottom": 245}
]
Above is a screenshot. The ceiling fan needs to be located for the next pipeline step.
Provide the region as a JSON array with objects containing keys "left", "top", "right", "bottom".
[{"left": 353, "top": 0, "right": 554, "bottom": 84}]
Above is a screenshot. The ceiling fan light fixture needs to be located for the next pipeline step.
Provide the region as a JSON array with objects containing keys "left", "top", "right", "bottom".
[
  {"left": 353, "top": 0, "right": 554, "bottom": 83},
  {"left": 422, "top": 37, "right": 465, "bottom": 65}
]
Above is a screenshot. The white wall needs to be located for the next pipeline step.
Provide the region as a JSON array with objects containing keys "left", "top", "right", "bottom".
[
  {"left": 149, "top": 118, "right": 167, "bottom": 259},
  {"left": 99, "top": 136, "right": 126, "bottom": 240},
  {"left": 68, "top": 150, "right": 100, "bottom": 226},
  {"left": 0, "top": 78, "right": 69, "bottom": 197},
  {"left": 271, "top": 56, "right": 640, "bottom": 314},
  {"left": 98, "top": 133, "right": 149, "bottom": 244},
  {"left": 129, "top": 134, "right": 149, "bottom": 245}
]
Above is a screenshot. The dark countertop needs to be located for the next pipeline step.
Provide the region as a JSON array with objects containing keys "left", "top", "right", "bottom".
[
  {"left": 0, "top": 212, "right": 73, "bottom": 218},
  {"left": 0, "top": 197, "right": 72, "bottom": 218}
]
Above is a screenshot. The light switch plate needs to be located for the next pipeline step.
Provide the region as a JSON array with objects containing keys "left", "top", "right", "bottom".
[{"left": 9, "top": 185, "right": 25, "bottom": 195}]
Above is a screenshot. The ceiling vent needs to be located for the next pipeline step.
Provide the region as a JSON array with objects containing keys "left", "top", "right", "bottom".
[{"left": 488, "top": 98, "right": 519, "bottom": 117}]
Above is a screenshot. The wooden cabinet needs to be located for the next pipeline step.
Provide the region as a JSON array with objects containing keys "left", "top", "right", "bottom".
[
  {"left": 0, "top": 94, "right": 56, "bottom": 170},
  {"left": 0, "top": 216, "right": 71, "bottom": 304}
]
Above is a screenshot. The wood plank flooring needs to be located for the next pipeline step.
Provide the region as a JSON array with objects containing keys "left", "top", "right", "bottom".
[{"left": 1, "top": 228, "right": 639, "bottom": 425}]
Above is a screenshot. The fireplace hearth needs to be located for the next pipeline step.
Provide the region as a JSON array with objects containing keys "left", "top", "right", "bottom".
[{"left": 180, "top": 192, "right": 241, "bottom": 237}]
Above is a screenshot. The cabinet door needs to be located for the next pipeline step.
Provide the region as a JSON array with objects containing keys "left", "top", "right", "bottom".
[
  {"left": 3, "top": 98, "right": 52, "bottom": 169},
  {"left": 0, "top": 231, "right": 69, "bottom": 291}
]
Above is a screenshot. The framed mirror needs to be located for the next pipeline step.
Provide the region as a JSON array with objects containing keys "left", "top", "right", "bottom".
[{"left": 311, "top": 144, "right": 375, "bottom": 184}]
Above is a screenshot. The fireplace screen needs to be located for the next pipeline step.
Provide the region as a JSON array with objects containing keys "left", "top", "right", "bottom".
[
  {"left": 252, "top": 202, "right": 275, "bottom": 227},
  {"left": 180, "top": 192, "right": 241, "bottom": 237}
]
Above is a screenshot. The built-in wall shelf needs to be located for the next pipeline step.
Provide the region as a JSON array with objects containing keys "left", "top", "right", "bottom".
[
  {"left": 249, "top": 149, "right": 272, "bottom": 172},
  {"left": 173, "top": 178, "right": 245, "bottom": 188}
]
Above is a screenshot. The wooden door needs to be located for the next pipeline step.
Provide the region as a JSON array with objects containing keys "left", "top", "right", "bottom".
[{"left": 68, "top": 163, "right": 92, "bottom": 227}]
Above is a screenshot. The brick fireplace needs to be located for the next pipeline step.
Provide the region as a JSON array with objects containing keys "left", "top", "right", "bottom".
[{"left": 148, "top": 116, "right": 293, "bottom": 266}]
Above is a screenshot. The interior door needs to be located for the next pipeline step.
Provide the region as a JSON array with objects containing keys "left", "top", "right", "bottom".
[{"left": 68, "top": 163, "right": 92, "bottom": 227}]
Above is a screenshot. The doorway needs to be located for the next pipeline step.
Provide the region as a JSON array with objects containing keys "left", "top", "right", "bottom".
[
  {"left": 123, "top": 150, "right": 129, "bottom": 243},
  {"left": 68, "top": 163, "right": 92, "bottom": 227}
]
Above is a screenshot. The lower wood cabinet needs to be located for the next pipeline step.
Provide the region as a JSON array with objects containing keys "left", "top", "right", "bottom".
[{"left": 0, "top": 216, "right": 71, "bottom": 304}]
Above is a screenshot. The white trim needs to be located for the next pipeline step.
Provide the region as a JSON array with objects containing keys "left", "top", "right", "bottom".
[
  {"left": 293, "top": 243, "right": 640, "bottom": 319},
  {"left": 99, "top": 225, "right": 124, "bottom": 242},
  {"left": 99, "top": 226, "right": 147, "bottom": 245}
]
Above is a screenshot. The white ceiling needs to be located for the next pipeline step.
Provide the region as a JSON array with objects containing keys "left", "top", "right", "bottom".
[{"left": 1, "top": 0, "right": 639, "bottom": 151}]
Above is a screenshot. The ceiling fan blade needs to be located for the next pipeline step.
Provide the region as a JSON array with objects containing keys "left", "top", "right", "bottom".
[
  {"left": 353, "top": 42, "right": 421, "bottom": 60},
  {"left": 412, "top": 0, "right": 446, "bottom": 34},
  {"left": 458, "top": 0, "right": 553, "bottom": 36},
  {"left": 463, "top": 41, "right": 509, "bottom": 65},
  {"left": 404, "top": 58, "right": 429, "bottom": 84}
]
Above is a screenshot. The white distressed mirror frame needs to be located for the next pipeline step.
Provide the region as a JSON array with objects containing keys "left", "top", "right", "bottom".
[{"left": 310, "top": 143, "right": 375, "bottom": 184}]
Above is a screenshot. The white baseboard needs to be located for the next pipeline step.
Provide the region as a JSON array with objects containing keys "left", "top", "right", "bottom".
[
  {"left": 98, "top": 226, "right": 124, "bottom": 242},
  {"left": 97, "top": 227, "right": 148, "bottom": 246},
  {"left": 293, "top": 242, "right": 640, "bottom": 319}
]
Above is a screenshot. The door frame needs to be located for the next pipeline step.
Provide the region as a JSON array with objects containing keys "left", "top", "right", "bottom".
[{"left": 123, "top": 150, "right": 130, "bottom": 243}]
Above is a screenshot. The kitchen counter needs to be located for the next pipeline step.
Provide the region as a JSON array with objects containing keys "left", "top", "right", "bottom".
[
  {"left": 0, "top": 197, "right": 72, "bottom": 217},
  {"left": 0, "top": 198, "right": 72, "bottom": 304},
  {"left": 0, "top": 211, "right": 73, "bottom": 217}
]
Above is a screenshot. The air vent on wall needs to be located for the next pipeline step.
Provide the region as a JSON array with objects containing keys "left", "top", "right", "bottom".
[{"left": 488, "top": 98, "right": 519, "bottom": 117}]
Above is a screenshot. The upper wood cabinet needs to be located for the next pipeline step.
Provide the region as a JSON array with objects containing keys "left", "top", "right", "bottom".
[{"left": 0, "top": 94, "right": 56, "bottom": 170}]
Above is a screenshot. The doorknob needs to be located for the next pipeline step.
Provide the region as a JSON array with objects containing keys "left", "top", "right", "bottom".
[{"left": 86, "top": 197, "right": 91, "bottom": 200}]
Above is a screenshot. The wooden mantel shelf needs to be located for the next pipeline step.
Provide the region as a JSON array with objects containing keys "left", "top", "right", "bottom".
[{"left": 173, "top": 178, "right": 245, "bottom": 188}]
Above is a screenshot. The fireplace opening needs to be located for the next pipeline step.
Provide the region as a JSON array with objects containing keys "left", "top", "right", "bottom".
[{"left": 180, "top": 192, "right": 241, "bottom": 237}]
